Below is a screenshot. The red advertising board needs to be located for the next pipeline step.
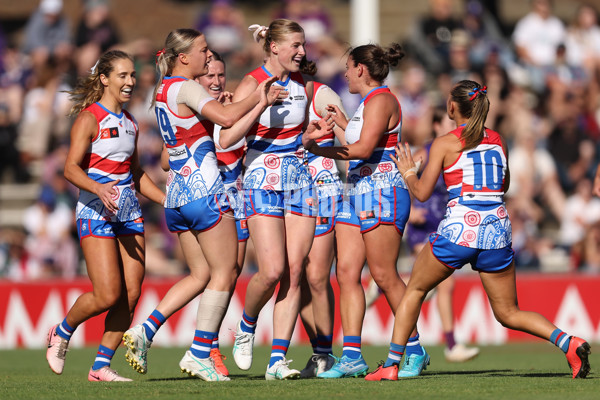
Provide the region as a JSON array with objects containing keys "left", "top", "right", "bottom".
[{"left": 0, "top": 274, "right": 598, "bottom": 348}]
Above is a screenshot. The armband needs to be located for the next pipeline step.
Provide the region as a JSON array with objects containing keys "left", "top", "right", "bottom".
[{"left": 177, "top": 80, "right": 215, "bottom": 114}]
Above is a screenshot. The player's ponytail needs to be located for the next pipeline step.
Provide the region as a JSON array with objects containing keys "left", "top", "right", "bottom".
[
  {"left": 450, "top": 80, "right": 490, "bottom": 151},
  {"left": 300, "top": 57, "right": 317, "bottom": 76},
  {"left": 152, "top": 29, "right": 203, "bottom": 107},
  {"left": 68, "top": 50, "right": 133, "bottom": 116},
  {"left": 348, "top": 43, "right": 404, "bottom": 83}
]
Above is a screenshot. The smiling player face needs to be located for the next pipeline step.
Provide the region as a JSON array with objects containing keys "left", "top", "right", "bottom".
[
  {"left": 272, "top": 32, "right": 306, "bottom": 73},
  {"left": 101, "top": 58, "right": 136, "bottom": 106},
  {"left": 197, "top": 59, "right": 226, "bottom": 100}
]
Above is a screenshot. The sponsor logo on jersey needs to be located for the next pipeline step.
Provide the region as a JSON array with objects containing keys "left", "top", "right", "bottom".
[
  {"left": 360, "top": 210, "right": 375, "bottom": 220},
  {"left": 317, "top": 216, "right": 329, "bottom": 225},
  {"left": 100, "top": 127, "right": 119, "bottom": 139},
  {"left": 167, "top": 144, "right": 189, "bottom": 161}
]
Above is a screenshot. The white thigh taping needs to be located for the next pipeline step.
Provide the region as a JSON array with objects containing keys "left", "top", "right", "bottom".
[
  {"left": 196, "top": 289, "right": 230, "bottom": 332},
  {"left": 314, "top": 86, "right": 348, "bottom": 118},
  {"left": 177, "top": 79, "right": 216, "bottom": 115}
]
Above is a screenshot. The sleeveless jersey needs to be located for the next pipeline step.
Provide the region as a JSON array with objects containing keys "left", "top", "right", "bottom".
[
  {"left": 437, "top": 127, "right": 512, "bottom": 249},
  {"left": 305, "top": 82, "right": 342, "bottom": 198},
  {"left": 155, "top": 76, "right": 224, "bottom": 208},
  {"left": 345, "top": 86, "right": 406, "bottom": 195},
  {"left": 76, "top": 102, "right": 142, "bottom": 222},
  {"left": 213, "top": 125, "right": 245, "bottom": 220},
  {"left": 243, "top": 66, "right": 312, "bottom": 191}
]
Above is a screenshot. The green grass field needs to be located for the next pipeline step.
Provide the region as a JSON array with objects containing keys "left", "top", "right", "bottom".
[{"left": 1, "top": 344, "right": 598, "bottom": 400}]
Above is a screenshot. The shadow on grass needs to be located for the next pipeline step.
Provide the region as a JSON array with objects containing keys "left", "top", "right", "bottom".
[
  {"left": 146, "top": 374, "right": 266, "bottom": 382},
  {"left": 147, "top": 376, "right": 199, "bottom": 382},
  {"left": 429, "top": 369, "right": 512, "bottom": 376},
  {"left": 430, "top": 370, "right": 588, "bottom": 379}
]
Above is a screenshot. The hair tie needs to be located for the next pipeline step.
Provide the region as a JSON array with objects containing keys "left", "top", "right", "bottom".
[
  {"left": 468, "top": 86, "right": 487, "bottom": 101},
  {"left": 90, "top": 60, "right": 99, "bottom": 75},
  {"left": 248, "top": 24, "right": 269, "bottom": 43},
  {"left": 155, "top": 48, "right": 166, "bottom": 64}
]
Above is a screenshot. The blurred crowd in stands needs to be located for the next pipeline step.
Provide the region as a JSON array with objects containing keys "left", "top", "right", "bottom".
[{"left": 2, "top": 0, "right": 600, "bottom": 280}]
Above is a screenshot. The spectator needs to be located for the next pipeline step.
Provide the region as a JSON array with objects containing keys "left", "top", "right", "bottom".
[
  {"left": 462, "top": 0, "right": 513, "bottom": 70},
  {"left": 545, "top": 43, "right": 588, "bottom": 88},
  {"left": 547, "top": 87, "right": 596, "bottom": 192},
  {"left": 565, "top": 3, "right": 600, "bottom": 75},
  {"left": 391, "top": 63, "right": 433, "bottom": 146},
  {"left": 443, "top": 29, "right": 479, "bottom": 83},
  {"left": 506, "top": 126, "right": 566, "bottom": 225},
  {"left": 194, "top": 0, "right": 246, "bottom": 59},
  {"left": 22, "top": 185, "right": 79, "bottom": 278},
  {"left": 16, "top": 58, "right": 72, "bottom": 171},
  {"left": 511, "top": 0, "right": 566, "bottom": 92},
  {"left": 0, "top": 103, "right": 29, "bottom": 183},
  {"left": 404, "top": 0, "right": 462, "bottom": 74},
  {"left": 1, "top": 42, "right": 30, "bottom": 126},
  {"left": 0, "top": 229, "right": 37, "bottom": 280},
  {"left": 275, "top": 0, "right": 333, "bottom": 53},
  {"left": 74, "top": 0, "right": 121, "bottom": 77},
  {"left": 560, "top": 178, "right": 600, "bottom": 271},
  {"left": 21, "top": 0, "right": 73, "bottom": 73}
]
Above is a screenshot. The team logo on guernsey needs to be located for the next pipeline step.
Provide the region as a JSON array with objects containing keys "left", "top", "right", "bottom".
[
  {"left": 265, "top": 155, "right": 280, "bottom": 169},
  {"left": 378, "top": 163, "right": 393, "bottom": 173},
  {"left": 464, "top": 211, "right": 481, "bottom": 226},
  {"left": 322, "top": 158, "right": 333, "bottom": 170},
  {"left": 100, "top": 127, "right": 119, "bottom": 139}
]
